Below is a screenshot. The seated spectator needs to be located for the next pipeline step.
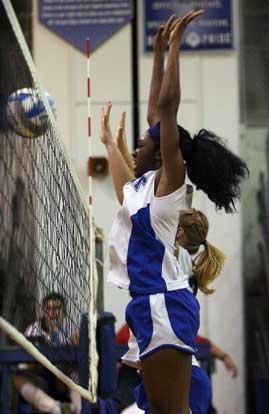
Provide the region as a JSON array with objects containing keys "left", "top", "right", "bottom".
[{"left": 13, "top": 292, "right": 81, "bottom": 414}]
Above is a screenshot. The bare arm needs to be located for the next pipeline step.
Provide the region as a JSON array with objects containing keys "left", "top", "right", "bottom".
[
  {"left": 156, "top": 11, "right": 203, "bottom": 197},
  {"left": 100, "top": 102, "right": 134, "bottom": 204},
  {"left": 147, "top": 15, "right": 176, "bottom": 126},
  {"left": 210, "top": 342, "right": 238, "bottom": 378}
]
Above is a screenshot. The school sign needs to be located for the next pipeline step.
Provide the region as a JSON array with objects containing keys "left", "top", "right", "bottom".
[
  {"left": 144, "top": 0, "right": 234, "bottom": 52},
  {"left": 39, "top": 0, "right": 133, "bottom": 52}
]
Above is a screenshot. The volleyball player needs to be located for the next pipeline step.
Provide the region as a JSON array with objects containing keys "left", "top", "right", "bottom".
[{"left": 100, "top": 11, "right": 247, "bottom": 414}]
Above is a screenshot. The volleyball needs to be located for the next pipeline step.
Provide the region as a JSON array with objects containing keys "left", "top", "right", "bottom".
[{"left": 6, "top": 87, "right": 56, "bottom": 138}]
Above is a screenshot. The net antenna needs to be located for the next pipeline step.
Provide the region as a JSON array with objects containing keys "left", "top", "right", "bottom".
[
  {"left": 0, "top": 0, "right": 98, "bottom": 402},
  {"left": 86, "top": 37, "right": 98, "bottom": 399}
]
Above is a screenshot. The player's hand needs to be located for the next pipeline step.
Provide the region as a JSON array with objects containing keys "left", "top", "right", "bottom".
[
  {"left": 223, "top": 355, "right": 238, "bottom": 378},
  {"left": 153, "top": 14, "right": 176, "bottom": 54},
  {"left": 100, "top": 101, "right": 114, "bottom": 147},
  {"left": 114, "top": 111, "right": 126, "bottom": 148},
  {"left": 169, "top": 10, "right": 204, "bottom": 46}
]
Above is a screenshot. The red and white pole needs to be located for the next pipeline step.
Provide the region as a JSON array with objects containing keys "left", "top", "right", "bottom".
[
  {"left": 86, "top": 37, "right": 96, "bottom": 400},
  {"left": 86, "top": 38, "right": 93, "bottom": 207},
  {"left": 86, "top": 37, "right": 93, "bottom": 278}
]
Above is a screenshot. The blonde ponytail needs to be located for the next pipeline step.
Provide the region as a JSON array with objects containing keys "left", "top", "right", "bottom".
[
  {"left": 193, "top": 241, "right": 225, "bottom": 294},
  {"left": 177, "top": 208, "right": 225, "bottom": 294}
]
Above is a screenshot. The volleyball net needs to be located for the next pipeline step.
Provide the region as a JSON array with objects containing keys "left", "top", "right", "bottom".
[{"left": 0, "top": 0, "right": 98, "bottom": 402}]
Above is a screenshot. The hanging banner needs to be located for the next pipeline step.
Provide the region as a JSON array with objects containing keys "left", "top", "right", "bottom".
[
  {"left": 39, "top": 0, "right": 133, "bottom": 52},
  {"left": 144, "top": 0, "right": 233, "bottom": 52}
]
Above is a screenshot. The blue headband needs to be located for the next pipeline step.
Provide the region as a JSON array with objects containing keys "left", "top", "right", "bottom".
[
  {"left": 148, "top": 122, "right": 194, "bottom": 162},
  {"left": 148, "top": 122, "right": 161, "bottom": 144}
]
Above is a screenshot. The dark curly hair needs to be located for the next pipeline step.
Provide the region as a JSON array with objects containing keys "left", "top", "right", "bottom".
[
  {"left": 148, "top": 122, "right": 249, "bottom": 213},
  {"left": 42, "top": 292, "right": 66, "bottom": 312}
]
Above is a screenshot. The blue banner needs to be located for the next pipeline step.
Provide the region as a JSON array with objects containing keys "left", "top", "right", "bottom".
[
  {"left": 39, "top": 0, "right": 133, "bottom": 52},
  {"left": 144, "top": 0, "right": 233, "bottom": 52}
]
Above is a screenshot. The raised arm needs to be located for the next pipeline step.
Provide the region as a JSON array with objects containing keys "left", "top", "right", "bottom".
[
  {"left": 147, "top": 15, "right": 176, "bottom": 126},
  {"left": 100, "top": 102, "right": 134, "bottom": 204},
  {"left": 156, "top": 11, "right": 203, "bottom": 197}
]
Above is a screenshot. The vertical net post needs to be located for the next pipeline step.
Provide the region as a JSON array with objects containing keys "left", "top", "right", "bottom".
[{"left": 86, "top": 37, "right": 98, "bottom": 402}]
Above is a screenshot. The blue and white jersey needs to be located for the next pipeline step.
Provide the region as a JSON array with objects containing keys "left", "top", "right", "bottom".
[
  {"left": 177, "top": 246, "right": 193, "bottom": 279},
  {"left": 108, "top": 170, "right": 192, "bottom": 294},
  {"left": 175, "top": 246, "right": 199, "bottom": 366}
]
